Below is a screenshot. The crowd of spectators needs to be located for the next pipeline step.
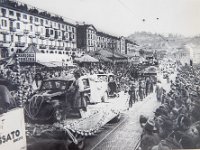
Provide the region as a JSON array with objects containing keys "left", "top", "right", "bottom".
[
  {"left": 139, "top": 63, "right": 200, "bottom": 150},
  {"left": 0, "top": 61, "right": 157, "bottom": 110}
]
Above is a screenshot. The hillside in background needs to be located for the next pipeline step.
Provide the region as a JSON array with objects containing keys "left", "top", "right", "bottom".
[{"left": 127, "top": 32, "right": 199, "bottom": 53}]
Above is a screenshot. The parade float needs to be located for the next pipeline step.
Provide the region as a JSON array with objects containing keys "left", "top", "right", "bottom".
[{"left": 25, "top": 73, "right": 129, "bottom": 150}]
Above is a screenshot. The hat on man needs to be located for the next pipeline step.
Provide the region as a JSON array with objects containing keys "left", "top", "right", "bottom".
[{"left": 144, "top": 119, "right": 157, "bottom": 132}]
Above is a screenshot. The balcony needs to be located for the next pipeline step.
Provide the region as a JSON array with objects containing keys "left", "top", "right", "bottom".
[
  {"left": 28, "top": 43, "right": 37, "bottom": 47},
  {"left": 57, "top": 35, "right": 62, "bottom": 40},
  {"left": 24, "top": 29, "right": 29, "bottom": 34},
  {"left": 39, "top": 44, "right": 47, "bottom": 49},
  {"left": 15, "top": 42, "right": 25, "bottom": 47},
  {"left": 58, "top": 46, "right": 64, "bottom": 50},
  {"left": 35, "top": 31, "right": 40, "bottom": 36},
  {"left": 62, "top": 36, "right": 66, "bottom": 40},
  {"left": 65, "top": 47, "right": 71, "bottom": 51},
  {"left": 10, "top": 27, "right": 16, "bottom": 32},
  {"left": 0, "top": 41, "right": 10, "bottom": 47},
  {"left": 49, "top": 45, "right": 56, "bottom": 50}
]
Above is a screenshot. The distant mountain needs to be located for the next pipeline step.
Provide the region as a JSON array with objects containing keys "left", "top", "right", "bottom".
[{"left": 126, "top": 32, "right": 192, "bottom": 53}]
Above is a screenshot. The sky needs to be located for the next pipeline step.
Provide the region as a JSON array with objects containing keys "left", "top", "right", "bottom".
[{"left": 19, "top": 0, "right": 200, "bottom": 37}]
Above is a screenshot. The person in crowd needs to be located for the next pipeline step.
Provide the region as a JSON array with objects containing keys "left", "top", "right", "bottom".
[
  {"left": 155, "top": 81, "right": 163, "bottom": 102},
  {"left": 139, "top": 63, "right": 200, "bottom": 149},
  {"left": 0, "top": 85, "right": 16, "bottom": 114},
  {"left": 139, "top": 80, "right": 144, "bottom": 101},
  {"left": 108, "top": 76, "right": 117, "bottom": 96},
  {"left": 140, "top": 119, "right": 160, "bottom": 150},
  {"left": 34, "top": 72, "right": 43, "bottom": 87},
  {"left": 128, "top": 81, "right": 136, "bottom": 108},
  {"left": 69, "top": 70, "right": 87, "bottom": 118}
]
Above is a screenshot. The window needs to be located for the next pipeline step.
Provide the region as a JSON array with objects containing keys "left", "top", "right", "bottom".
[
  {"left": 23, "top": 14, "right": 27, "bottom": 19},
  {"left": 65, "top": 33, "right": 68, "bottom": 38},
  {"left": 45, "top": 20, "right": 48, "bottom": 25},
  {"left": 9, "top": 10, "right": 14, "bottom": 16},
  {"left": 30, "top": 16, "right": 33, "bottom": 23},
  {"left": 1, "top": 20, "right": 7, "bottom": 27},
  {"left": 3, "top": 34, "right": 6, "bottom": 42},
  {"left": 35, "top": 17, "right": 38, "bottom": 22},
  {"left": 1, "top": 8, "right": 6, "bottom": 16},
  {"left": 10, "top": 20, "right": 13, "bottom": 28},
  {"left": 72, "top": 27, "right": 74, "bottom": 33},
  {"left": 11, "top": 35, "right": 14, "bottom": 42},
  {"left": 40, "top": 19, "right": 43, "bottom": 26},
  {"left": 16, "top": 13, "right": 21, "bottom": 20},
  {"left": 62, "top": 24, "right": 64, "bottom": 29},
  {"left": 16, "top": 22, "right": 20, "bottom": 29},
  {"left": 58, "top": 23, "right": 60, "bottom": 29},
  {"left": 30, "top": 25, "right": 33, "bottom": 31},
  {"left": 17, "top": 36, "right": 21, "bottom": 42},
  {"left": 50, "top": 30, "right": 54, "bottom": 35}
]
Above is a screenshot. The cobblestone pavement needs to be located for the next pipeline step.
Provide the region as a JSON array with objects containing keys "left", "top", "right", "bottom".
[{"left": 85, "top": 92, "right": 160, "bottom": 150}]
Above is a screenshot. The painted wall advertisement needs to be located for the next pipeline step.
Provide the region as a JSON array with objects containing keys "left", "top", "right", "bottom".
[{"left": 0, "top": 108, "right": 27, "bottom": 150}]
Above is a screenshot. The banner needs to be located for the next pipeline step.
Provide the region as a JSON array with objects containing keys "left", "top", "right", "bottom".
[
  {"left": 0, "top": 108, "right": 27, "bottom": 150},
  {"left": 17, "top": 53, "right": 35, "bottom": 62}
]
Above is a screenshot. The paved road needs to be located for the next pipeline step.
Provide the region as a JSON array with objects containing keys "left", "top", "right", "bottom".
[{"left": 84, "top": 92, "right": 160, "bottom": 150}]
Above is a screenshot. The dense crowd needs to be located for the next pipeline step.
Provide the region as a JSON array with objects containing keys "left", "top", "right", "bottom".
[
  {"left": 0, "top": 61, "right": 157, "bottom": 114},
  {"left": 139, "top": 63, "right": 200, "bottom": 150}
]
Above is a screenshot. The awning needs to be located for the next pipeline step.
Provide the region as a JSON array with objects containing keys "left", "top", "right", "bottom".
[
  {"left": 36, "top": 62, "right": 63, "bottom": 68},
  {"left": 23, "top": 44, "right": 40, "bottom": 53},
  {"left": 94, "top": 49, "right": 128, "bottom": 61},
  {"left": 75, "top": 54, "right": 99, "bottom": 63}
]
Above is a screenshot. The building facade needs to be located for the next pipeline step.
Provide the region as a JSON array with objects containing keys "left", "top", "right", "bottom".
[
  {"left": 96, "top": 31, "right": 119, "bottom": 52},
  {"left": 0, "top": 0, "right": 138, "bottom": 59},
  {"left": 125, "top": 39, "right": 137, "bottom": 54},
  {"left": 76, "top": 24, "right": 97, "bottom": 52},
  {"left": 0, "top": 0, "right": 76, "bottom": 59},
  {"left": 119, "top": 36, "right": 126, "bottom": 54}
]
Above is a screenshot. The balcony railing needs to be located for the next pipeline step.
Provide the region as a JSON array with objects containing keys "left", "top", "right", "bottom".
[
  {"left": 39, "top": 44, "right": 47, "bottom": 49},
  {"left": 65, "top": 47, "right": 71, "bottom": 51},
  {"left": 15, "top": 42, "right": 25, "bottom": 47},
  {"left": 35, "top": 31, "right": 40, "bottom": 36},
  {"left": 10, "top": 27, "right": 16, "bottom": 32},
  {"left": 0, "top": 41, "right": 10, "bottom": 47},
  {"left": 49, "top": 45, "right": 56, "bottom": 50},
  {"left": 28, "top": 43, "right": 37, "bottom": 47},
  {"left": 58, "top": 46, "right": 64, "bottom": 50},
  {"left": 24, "top": 29, "right": 29, "bottom": 34}
]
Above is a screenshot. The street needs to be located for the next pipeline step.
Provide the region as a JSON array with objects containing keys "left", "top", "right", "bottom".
[{"left": 85, "top": 92, "right": 160, "bottom": 150}]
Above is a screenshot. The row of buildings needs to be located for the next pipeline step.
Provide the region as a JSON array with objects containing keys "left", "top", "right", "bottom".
[{"left": 0, "top": 0, "right": 137, "bottom": 59}]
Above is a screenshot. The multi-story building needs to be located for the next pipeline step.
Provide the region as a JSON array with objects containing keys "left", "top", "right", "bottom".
[
  {"left": 0, "top": 0, "right": 77, "bottom": 58},
  {"left": 96, "top": 31, "right": 119, "bottom": 52},
  {"left": 0, "top": 0, "right": 139, "bottom": 60},
  {"left": 119, "top": 36, "right": 126, "bottom": 54},
  {"left": 125, "top": 39, "right": 137, "bottom": 54},
  {"left": 76, "top": 24, "right": 97, "bottom": 52}
]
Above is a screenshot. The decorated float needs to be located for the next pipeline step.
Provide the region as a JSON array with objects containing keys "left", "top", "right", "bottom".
[{"left": 25, "top": 73, "right": 129, "bottom": 150}]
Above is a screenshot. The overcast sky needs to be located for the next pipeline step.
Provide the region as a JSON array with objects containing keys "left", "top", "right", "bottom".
[{"left": 19, "top": 0, "right": 200, "bottom": 37}]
